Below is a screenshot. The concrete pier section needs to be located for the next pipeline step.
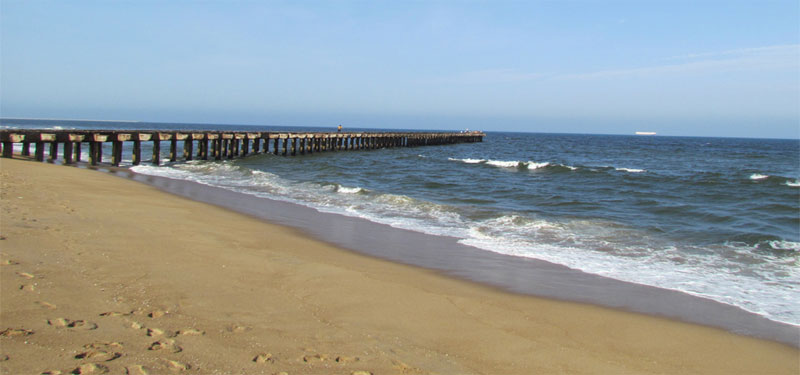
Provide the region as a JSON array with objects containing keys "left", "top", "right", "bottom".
[{"left": 0, "top": 129, "right": 485, "bottom": 166}]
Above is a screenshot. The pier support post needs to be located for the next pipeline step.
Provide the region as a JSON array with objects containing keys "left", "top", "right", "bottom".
[
  {"left": 74, "top": 142, "right": 82, "bottom": 162},
  {"left": 64, "top": 141, "right": 74, "bottom": 164},
  {"left": 49, "top": 141, "right": 59, "bottom": 162},
  {"left": 184, "top": 139, "right": 193, "bottom": 161},
  {"left": 197, "top": 138, "right": 204, "bottom": 160},
  {"left": 35, "top": 142, "right": 45, "bottom": 161},
  {"left": 132, "top": 140, "right": 141, "bottom": 165},
  {"left": 22, "top": 142, "right": 30, "bottom": 156},
  {"left": 152, "top": 139, "right": 161, "bottom": 165},
  {"left": 112, "top": 141, "right": 122, "bottom": 166},
  {"left": 170, "top": 138, "right": 178, "bottom": 162},
  {"left": 200, "top": 138, "right": 208, "bottom": 160},
  {"left": 253, "top": 138, "right": 260, "bottom": 153},
  {"left": 214, "top": 139, "right": 222, "bottom": 160},
  {"left": 89, "top": 142, "right": 98, "bottom": 165},
  {"left": 274, "top": 138, "right": 279, "bottom": 156},
  {"left": 1, "top": 141, "right": 12, "bottom": 158}
]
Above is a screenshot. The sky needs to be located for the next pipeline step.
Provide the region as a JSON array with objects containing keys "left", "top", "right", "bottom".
[{"left": 1, "top": 1, "right": 798, "bottom": 138}]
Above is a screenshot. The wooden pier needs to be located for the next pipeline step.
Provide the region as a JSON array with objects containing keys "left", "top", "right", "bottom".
[{"left": 0, "top": 129, "right": 484, "bottom": 166}]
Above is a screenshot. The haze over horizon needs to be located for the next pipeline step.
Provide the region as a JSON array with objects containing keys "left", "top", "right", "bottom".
[{"left": 1, "top": 1, "right": 798, "bottom": 138}]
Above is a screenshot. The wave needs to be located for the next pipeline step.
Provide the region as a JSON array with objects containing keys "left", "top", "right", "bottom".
[
  {"left": 485, "top": 160, "right": 521, "bottom": 168},
  {"left": 448, "top": 157, "right": 485, "bottom": 164},
  {"left": 765, "top": 240, "right": 800, "bottom": 252},
  {"left": 448, "top": 157, "right": 576, "bottom": 171},
  {"left": 336, "top": 185, "right": 365, "bottom": 194},
  {"left": 749, "top": 173, "right": 769, "bottom": 180},
  {"left": 784, "top": 179, "right": 799, "bottom": 187},
  {"left": 615, "top": 167, "right": 646, "bottom": 173}
]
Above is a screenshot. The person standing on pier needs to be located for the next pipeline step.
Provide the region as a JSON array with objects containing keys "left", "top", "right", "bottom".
[{"left": 337, "top": 124, "right": 342, "bottom": 132}]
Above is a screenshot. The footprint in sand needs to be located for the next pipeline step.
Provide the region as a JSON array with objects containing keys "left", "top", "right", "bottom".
[
  {"left": 302, "top": 353, "right": 330, "bottom": 362},
  {"left": 83, "top": 342, "right": 124, "bottom": 351},
  {"left": 99, "top": 311, "right": 132, "bottom": 317},
  {"left": 147, "top": 339, "right": 182, "bottom": 353},
  {"left": 253, "top": 353, "right": 275, "bottom": 364},
  {"left": 177, "top": 328, "right": 205, "bottom": 336},
  {"left": 124, "top": 365, "right": 150, "bottom": 375},
  {"left": 163, "top": 359, "right": 190, "bottom": 372},
  {"left": 0, "top": 328, "right": 33, "bottom": 337},
  {"left": 18, "top": 284, "right": 36, "bottom": 292},
  {"left": 336, "top": 355, "right": 360, "bottom": 364},
  {"left": 70, "top": 362, "right": 109, "bottom": 374},
  {"left": 36, "top": 301, "right": 58, "bottom": 309},
  {"left": 0, "top": 259, "right": 19, "bottom": 266},
  {"left": 47, "top": 318, "right": 98, "bottom": 330},
  {"left": 391, "top": 359, "right": 417, "bottom": 372},
  {"left": 1, "top": 354, "right": 9, "bottom": 361},
  {"left": 74, "top": 350, "right": 121, "bottom": 362},
  {"left": 146, "top": 328, "right": 177, "bottom": 337},
  {"left": 225, "top": 324, "right": 250, "bottom": 333},
  {"left": 147, "top": 310, "right": 167, "bottom": 319},
  {"left": 40, "top": 371, "right": 62, "bottom": 375}
]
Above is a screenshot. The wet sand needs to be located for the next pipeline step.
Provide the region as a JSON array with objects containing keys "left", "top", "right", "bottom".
[{"left": 1, "top": 158, "right": 798, "bottom": 374}]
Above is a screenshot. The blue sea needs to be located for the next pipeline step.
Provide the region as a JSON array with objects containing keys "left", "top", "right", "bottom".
[{"left": 3, "top": 119, "right": 799, "bottom": 327}]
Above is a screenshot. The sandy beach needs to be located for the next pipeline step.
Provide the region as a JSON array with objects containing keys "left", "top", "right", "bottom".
[{"left": 1, "top": 158, "right": 798, "bottom": 375}]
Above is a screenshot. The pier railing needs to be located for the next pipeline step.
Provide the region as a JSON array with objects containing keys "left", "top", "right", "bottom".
[{"left": 0, "top": 130, "right": 484, "bottom": 166}]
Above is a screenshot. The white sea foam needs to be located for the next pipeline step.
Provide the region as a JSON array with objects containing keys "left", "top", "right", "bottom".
[
  {"left": 336, "top": 185, "right": 364, "bottom": 194},
  {"left": 524, "top": 161, "right": 550, "bottom": 169},
  {"left": 615, "top": 168, "right": 646, "bottom": 173},
  {"left": 448, "top": 157, "right": 485, "bottom": 164},
  {"left": 486, "top": 160, "right": 520, "bottom": 168},
  {"left": 784, "top": 179, "right": 799, "bottom": 187},
  {"left": 448, "top": 157, "right": 569, "bottom": 171},
  {"left": 768, "top": 240, "right": 800, "bottom": 251},
  {"left": 749, "top": 174, "right": 769, "bottom": 180},
  {"left": 460, "top": 215, "right": 800, "bottom": 326}
]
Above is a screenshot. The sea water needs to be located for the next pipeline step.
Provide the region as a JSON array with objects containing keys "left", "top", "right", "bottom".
[{"left": 4, "top": 119, "right": 798, "bottom": 327}]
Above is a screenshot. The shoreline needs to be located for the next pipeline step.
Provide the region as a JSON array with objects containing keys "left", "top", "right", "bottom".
[
  {"left": 1, "top": 158, "right": 798, "bottom": 374},
  {"left": 116, "top": 165, "right": 800, "bottom": 347}
]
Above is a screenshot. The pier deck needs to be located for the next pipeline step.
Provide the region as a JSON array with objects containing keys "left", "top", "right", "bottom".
[{"left": 0, "top": 129, "right": 484, "bottom": 166}]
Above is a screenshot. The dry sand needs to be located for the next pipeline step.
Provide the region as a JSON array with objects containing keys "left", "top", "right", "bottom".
[{"left": 0, "top": 158, "right": 797, "bottom": 374}]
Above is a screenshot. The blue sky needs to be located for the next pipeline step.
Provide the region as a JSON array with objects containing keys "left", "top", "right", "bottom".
[{"left": 1, "top": 1, "right": 798, "bottom": 138}]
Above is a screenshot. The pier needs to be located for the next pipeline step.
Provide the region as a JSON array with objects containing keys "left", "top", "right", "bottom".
[{"left": 0, "top": 129, "right": 484, "bottom": 166}]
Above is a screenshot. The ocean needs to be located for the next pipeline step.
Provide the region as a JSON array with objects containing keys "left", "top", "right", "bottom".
[{"left": 3, "top": 119, "right": 799, "bottom": 330}]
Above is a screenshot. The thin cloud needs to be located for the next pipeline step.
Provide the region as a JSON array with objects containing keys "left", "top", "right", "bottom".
[
  {"left": 423, "top": 45, "right": 798, "bottom": 85},
  {"left": 558, "top": 44, "right": 799, "bottom": 80},
  {"left": 664, "top": 44, "right": 798, "bottom": 61},
  {"left": 424, "top": 68, "right": 545, "bottom": 85}
]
